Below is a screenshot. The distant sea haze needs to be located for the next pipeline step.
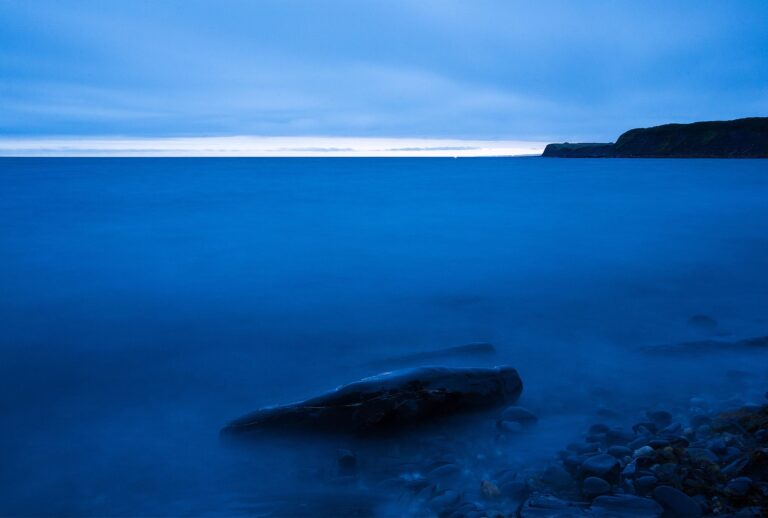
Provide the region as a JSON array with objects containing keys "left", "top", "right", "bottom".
[{"left": 0, "top": 136, "right": 547, "bottom": 157}]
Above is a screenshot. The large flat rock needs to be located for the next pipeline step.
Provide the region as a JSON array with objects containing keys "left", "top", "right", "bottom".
[{"left": 222, "top": 365, "right": 522, "bottom": 437}]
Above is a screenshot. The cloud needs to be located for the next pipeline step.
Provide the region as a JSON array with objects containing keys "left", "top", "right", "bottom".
[{"left": 0, "top": 136, "right": 546, "bottom": 157}]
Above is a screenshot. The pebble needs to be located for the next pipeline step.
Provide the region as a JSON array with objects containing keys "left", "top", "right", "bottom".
[
  {"left": 707, "top": 438, "right": 727, "bottom": 454},
  {"left": 580, "top": 454, "right": 620, "bottom": 482},
  {"left": 622, "top": 460, "right": 637, "bottom": 478},
  {"left": 725, "top": 476, "right": 752, "bottom": 496},
  {"left": 686, "top": 448, "right": 719, "bottom": 463},
  {"left": 629, "top": 437, "right": 651, "bottom": 450},
  {"left": 606, "top": 429, "right": 635, "bottom": 446},
  {"left": 721, "top": 456, "right": 749, "bottom": 477},
  {"left": 635, "top": 475, "right": 658, "bottom": 492},
  {"left": 590, "top": 494, "right": 663, "bottom": 517},
  {"left": 541, "top": 464, "right": 573, "bottom": 490},
  {"left": 648, "top": 439, "right": 669, "bottom": 449},
  {"left": 607, "top": 445, "right": 633, "bottom": 458},
  {"left": 582, "top": 476, "right": 611, "bottom": 497},
  {"left": 652, "top": 485, "right": 702, "bottom": 517},
  {"left": 500, "top": 406, "right": 538, "bottom": 426},
  {"left": 634, "top": 446, "right": 654, "bottom": 457}
]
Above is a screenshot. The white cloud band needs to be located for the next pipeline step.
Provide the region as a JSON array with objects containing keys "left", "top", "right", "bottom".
[{"left": 0, "top": 136, "right": 546, "bottom": 157}]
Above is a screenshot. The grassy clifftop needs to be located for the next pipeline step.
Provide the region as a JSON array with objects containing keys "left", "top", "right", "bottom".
[{"left": 543, "top": 117, "right": 768, "bottom": 158}]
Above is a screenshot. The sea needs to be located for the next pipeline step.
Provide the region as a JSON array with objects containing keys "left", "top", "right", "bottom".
[{"left": 1, "top": 157, "right": 767, "bottom": 516}]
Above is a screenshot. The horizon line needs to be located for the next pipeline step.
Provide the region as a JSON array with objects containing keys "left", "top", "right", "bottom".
[{"left": 0, "top": 136, "right": 547, "bottom": 158}]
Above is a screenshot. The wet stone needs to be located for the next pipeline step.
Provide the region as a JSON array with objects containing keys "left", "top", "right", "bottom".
[
  {"left": 629, "top": 437, "right": 652, "bottom": 450},
  {"left": 607, "top": 429, "right": 635, "bottom": 445},
  {"left": 652, "top": 486, "right": 702, "bottom": 517},
  {"left": 608, "top": 445, "right": 632, "bottom": 458},
  {"left": 634, "top": 446, "right": 654, "bottom": 457},
  {"left": 635, "top": 475, "right": 658, "bottom": 492},
  {"left": 580, "top": 454, "right": 620, "bottom": 482},
  {"left": 582, "top": 476, "right": 611, "bottom": 497},
  {"left": 519, "top": 495, "right": 590, "bottom": 517},
  {"left": 541, "top": 464, "right": 573, "bottom": 490},
  {"left": 590, "top": 494, "right": 663, "bottom": 517},
  {"left": 707, "top": 438, "right": 726, "bottom": 454},
  {"left": 721, "top": 456, "right": 749, "bottom": 477},
  {"left": 725, "top": 476, "right": 752, "bottom": 496}
]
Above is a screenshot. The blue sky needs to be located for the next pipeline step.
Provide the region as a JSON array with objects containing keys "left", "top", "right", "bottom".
[{"left": 1, "top": 0, "right": 767, "bottom": 151}]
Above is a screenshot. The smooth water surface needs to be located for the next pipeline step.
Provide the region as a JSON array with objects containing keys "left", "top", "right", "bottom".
[{"left": 1, "top": 157, "right": 767, "bottom": 515}]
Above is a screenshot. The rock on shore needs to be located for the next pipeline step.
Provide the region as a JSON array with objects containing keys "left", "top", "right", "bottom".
[{"left": 222, "top": 365, "right": 523, "bottom": 437}]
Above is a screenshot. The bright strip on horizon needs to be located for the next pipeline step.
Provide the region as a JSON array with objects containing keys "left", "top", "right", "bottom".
[{"left": 0, "top": 136, "right": 546, "bottom": 157}]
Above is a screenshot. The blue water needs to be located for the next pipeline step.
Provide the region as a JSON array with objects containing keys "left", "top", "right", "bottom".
[{"left": 1, "top": 157, "right": 767, "bottom": 516}]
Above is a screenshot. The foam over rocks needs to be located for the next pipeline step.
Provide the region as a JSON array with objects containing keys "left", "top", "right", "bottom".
[{"left": 222, "top": 365, "right": 523, "bottom": 437}]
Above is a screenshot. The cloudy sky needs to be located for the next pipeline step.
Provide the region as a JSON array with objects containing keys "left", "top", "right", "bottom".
[{"left": 1, "top": 0, "right": 766, "bottom": 155}]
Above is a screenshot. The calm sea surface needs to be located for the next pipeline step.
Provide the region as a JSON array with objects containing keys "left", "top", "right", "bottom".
[{"left": 1, "top": 157, "right": 767, "bottom": 515}]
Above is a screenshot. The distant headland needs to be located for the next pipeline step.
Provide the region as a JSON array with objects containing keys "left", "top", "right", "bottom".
[{"left": 543, "top": 117, "right": 768, "bottom": 158}]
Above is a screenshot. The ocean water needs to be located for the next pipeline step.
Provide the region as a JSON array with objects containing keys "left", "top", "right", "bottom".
[{"left": 1, "top": 157, "right": 767, "bottom": 516}]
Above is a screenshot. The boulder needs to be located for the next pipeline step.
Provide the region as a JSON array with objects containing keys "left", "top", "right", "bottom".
[{"left": 222, "top": 365, "right": 523, "bottom": 436}]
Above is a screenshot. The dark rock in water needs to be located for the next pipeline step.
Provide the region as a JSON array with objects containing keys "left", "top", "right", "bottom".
[
  {"left": 688, "top": 314, "right": 718, "bottom": 333},
  {"left": 369, "top": 343, "right": 496, "bottom": 368},
  {"left": 641, "top": 334, "right": 768, "bottom": 355},
  {"left": 590, "top": 495, "right": 663, "bottom": 517},
  {"left": 222, "top": 365, "right": 523, "bottom": 436},
  {"left": 652, "top": 486, "right": 702, "bottom": 517}
]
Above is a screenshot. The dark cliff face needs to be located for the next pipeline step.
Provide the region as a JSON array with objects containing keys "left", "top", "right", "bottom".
[{"left": 543, "top": 117, "right": 768, "bottom": 158}]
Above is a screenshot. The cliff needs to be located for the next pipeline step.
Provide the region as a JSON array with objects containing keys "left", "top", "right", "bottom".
[{"left": 543, "top": 117, "right": 768, "bottom": 158}]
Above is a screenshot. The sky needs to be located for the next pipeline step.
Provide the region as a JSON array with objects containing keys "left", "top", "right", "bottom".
[{"left": 0, "top": 0, "right": 766, "bottom": 156}]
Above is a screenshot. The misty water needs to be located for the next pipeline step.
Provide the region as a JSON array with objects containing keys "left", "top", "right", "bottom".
[{"left": 1, "top": 157, "right": 767, "bottom": 516}]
